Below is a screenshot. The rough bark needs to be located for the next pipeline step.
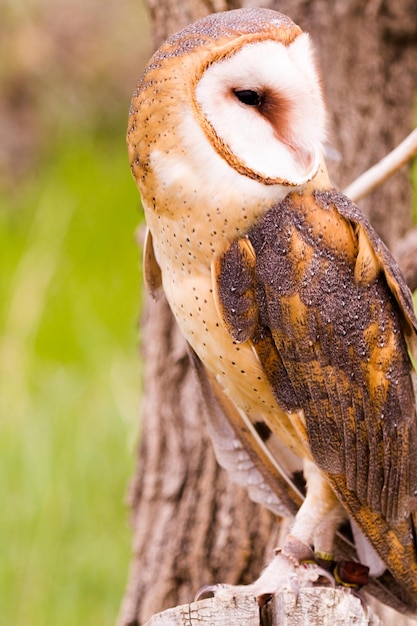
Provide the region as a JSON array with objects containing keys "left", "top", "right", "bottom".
[{"left": 118, "top": 1, "right": 417, "bottom": 625}]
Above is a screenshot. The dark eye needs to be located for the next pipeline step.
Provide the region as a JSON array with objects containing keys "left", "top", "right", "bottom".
[{"left": 233, "top": 89, "right": 262, "bottom": 107}]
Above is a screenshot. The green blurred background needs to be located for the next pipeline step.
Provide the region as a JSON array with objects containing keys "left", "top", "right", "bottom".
[{"left": 0, "top": 1, "right": 150, "bottom": 623}]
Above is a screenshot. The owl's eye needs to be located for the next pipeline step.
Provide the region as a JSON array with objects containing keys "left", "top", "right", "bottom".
[{"left": 233, "top": 89, "right": 262, "bottom": 107}]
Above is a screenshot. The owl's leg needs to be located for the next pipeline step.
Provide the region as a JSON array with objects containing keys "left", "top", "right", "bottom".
[
  {"left": 198, "top": 461, "right": 341, "bottom": 602},
  {"left": 248, "top": 461, "right": 341, "bottom": 598},
  {"left": 287, "top": 459, "right": 345, "bottom": 562}
]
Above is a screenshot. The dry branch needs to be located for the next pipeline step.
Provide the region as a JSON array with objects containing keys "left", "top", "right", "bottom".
[{"left": 343, "top": 128, "right": 417, "bottom": 203}]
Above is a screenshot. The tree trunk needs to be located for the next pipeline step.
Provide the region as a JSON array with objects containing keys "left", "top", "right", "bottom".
[{"left": 117, "top": 1, "right": 417, "bottom": 625}]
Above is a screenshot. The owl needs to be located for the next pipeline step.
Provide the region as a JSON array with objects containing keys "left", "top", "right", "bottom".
[{"left": 127, "top": 7, "right": 417, "bottom": 616}]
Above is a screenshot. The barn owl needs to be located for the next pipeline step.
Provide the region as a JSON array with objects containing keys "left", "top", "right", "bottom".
[{"left": 127, "top": 7, "right": 417, "bottom": 616}]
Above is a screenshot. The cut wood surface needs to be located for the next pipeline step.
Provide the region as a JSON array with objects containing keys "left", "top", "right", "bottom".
[{"left": 143, "top": 588, "right": 381, "bottom": 626}]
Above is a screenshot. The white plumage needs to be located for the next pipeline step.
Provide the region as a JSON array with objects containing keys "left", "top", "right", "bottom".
[{"left": 195, "top": 36, "right": 326, "bottom": 183}]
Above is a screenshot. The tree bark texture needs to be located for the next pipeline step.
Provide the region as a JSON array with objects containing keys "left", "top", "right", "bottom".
[{"left": 118, "top": 2, "right": 417, "bottom": 625}]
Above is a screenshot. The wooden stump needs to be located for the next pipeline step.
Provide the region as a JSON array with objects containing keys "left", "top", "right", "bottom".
[{"left": 143, "top": 588, "right": 381, "bottom": 626}]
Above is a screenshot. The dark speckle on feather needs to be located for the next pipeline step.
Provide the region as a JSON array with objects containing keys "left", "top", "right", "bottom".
[
  {"left": 166, "top": 8, "right": 296, "bottom": 49},
  {"left": 216, "top": 188, "right": 417, "bottom": 520},
  {"left": 254, "top": 420, "right": 273, "bottom": 442}
]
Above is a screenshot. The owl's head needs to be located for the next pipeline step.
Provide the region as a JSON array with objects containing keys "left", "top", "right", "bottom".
[{"left": 128, "top": 8, "right": 327, "bottom": 203}]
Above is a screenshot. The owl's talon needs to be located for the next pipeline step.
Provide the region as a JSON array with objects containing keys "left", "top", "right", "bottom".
[
  {"left": 289, "top": 572, "right": 300, "bottom": 601},
  {"left": 194, "top": 584, "right": 222, "bottom": 601},
  {"left": 300, "top": 562, "right": 335, "bottom": 587},
  {"left": 194, "top": 554, "right": 335, "bottom": 608}
]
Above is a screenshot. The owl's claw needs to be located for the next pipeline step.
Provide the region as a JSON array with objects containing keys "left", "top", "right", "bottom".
[
  {"left": 298, "top": 561, "right": 335, "bottom": 591},
  {"left": 194, "top": 538, "right": 336, "bottom": 607},
  {"left": 194, "top": 584, "right": 226, "bottom": 602}
]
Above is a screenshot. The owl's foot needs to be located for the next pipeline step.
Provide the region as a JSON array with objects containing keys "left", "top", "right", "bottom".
[{"left": 196, "top": 535, "right": 335, "bottom": 606}]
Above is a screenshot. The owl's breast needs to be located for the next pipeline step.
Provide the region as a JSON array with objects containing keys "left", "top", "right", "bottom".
[{"left": 146, "top": 208, "right": 310, "bottom": 459}]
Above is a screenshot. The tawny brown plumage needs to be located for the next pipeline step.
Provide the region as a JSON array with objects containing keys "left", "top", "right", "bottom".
[{"left": 128, "top": 7, "right": 417, "bottom": 615}]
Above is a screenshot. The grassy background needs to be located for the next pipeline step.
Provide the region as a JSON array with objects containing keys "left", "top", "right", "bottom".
[{"left": 0, "top": 1, "right": 150, "bottom": 624}]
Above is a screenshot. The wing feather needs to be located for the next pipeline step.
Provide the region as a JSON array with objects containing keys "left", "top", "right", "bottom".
[
  {"left": 212, "top": 237, "right": 258, "bottom": 343},
  {"left": 250, "top": 189, "right": 417, "bottom": 520},
  {"left": 317, "top": 190, "right": 417, "bottom": 351},
  {"left": 188, "top": 347, "right": 303, "bottom": 517},
  {"left": 213, "top": 189, "right": 417, "bottom": 610},
  {"left": 143, "top": 227, "right": 163, "bottom": 298}
]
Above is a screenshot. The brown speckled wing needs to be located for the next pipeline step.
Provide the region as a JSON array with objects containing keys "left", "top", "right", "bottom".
[
  {"left": 214, "top": 189, "right": 417, "bottom": 609},
  {"left": 316, "top": 190, "right": 417, "bottom": 341}
]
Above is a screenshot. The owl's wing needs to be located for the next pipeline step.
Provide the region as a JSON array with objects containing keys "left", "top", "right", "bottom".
[
  {"left": 325, "top": 190, "right": 417, "bottom": 356},
  {"left": 212, "top": 189, "right": 417, "bottom": 610},
  {"left": 143, "top": 227, "right": 163, "bottom": 298},
  {"left": 191, "top": 338, "right": 417, "bottom": 616},
  {"left": 189, "top": 347, "right": 304, "bottom": 518}
]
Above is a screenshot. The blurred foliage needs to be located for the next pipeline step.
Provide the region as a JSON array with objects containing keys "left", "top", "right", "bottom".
[
  {"left": 0, "top": 0, "right": 150, "bottom": 624},
  {"left": 0, "top": 0, "right": 150, "bottom": 186}
]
